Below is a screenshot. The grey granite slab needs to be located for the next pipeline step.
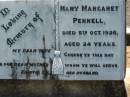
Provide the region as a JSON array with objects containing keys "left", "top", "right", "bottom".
[
  {"left": 0, "top": 0, "right": 125, "bottom": 80},
  {"left": 0, "top": 0, "right": 55, "bottom": 79}
]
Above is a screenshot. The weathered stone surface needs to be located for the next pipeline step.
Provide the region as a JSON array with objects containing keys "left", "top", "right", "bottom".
[
  {"left": 0, "top": 0, "right": 55, "bottom": 80},
  {"left": 0, "top": 0, "right": 125, "bottom": 80},
  {"left": 0, "top": 0, "right": 128, "bottom": 97},
  {"left": 57, "top": 0, "right": 125, "bottom": 80}
]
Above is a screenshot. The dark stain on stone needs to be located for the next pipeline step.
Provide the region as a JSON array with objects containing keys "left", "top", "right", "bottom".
[
  {"left": 49, "top": 58, "right": 54, "bottom": 79},
  {"left": 25, "top": 57, "right": 31, "bottom": 80},
  {"left": 11, "top": 59, "right": 17, "bottom": 79},
  {"left": 48, "top": 0, "right": 59, "bottom": 80},
  {"left": 40, "top": 3, "right": 58, "bottom": 79},
  {"left": 41, "top": 35, "right": 49, "bottom": 79},
  {"left": 53, "top": 3, "right": 57, "bottom": 50},
  {"left": 46, "top": 2, "right": 56, "bottom": 24},
  {"left": 49, "top": 58, "right": 58, "bottom": 80},
  {"left": 47, "top": 3, "right": 57, "bottom": 50},
  {"left": 42, "top": 63, "right": 49, "bottom": 79},
  {"left": 42, "top": 35, "right": 46, "bottom": 59}
]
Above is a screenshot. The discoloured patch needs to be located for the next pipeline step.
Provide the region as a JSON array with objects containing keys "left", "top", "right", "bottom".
[
  {"left": 11, "top": 60, "right": 17, "bottom": 79},
  {"left": 41, "top": 35, "right": 49, "bottom": 79},
  {"left": 25, "top": 57, "right": 31, "bottom": 80}
]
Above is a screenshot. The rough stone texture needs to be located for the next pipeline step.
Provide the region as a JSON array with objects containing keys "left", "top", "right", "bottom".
[{"left": 0, "top": 0, "right": 128, "bottom": 97}]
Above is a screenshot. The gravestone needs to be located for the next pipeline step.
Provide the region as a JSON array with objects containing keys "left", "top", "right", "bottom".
[
  {"left": 0, "top": 0, "right": 55, "bottom": 80},
  {"left": 0, "top": 0, "right": 125, "bottom": 80}
]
